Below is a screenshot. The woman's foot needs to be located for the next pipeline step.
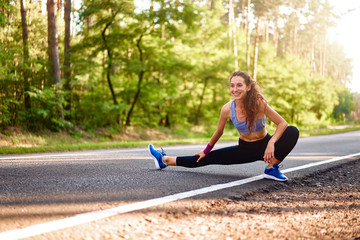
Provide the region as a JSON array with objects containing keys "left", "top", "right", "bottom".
[
  {"left": 148, "top": 144, "right": 167, "bottom": 170},
  {"left": 263, "top": 164, "right": 288, "bottom": 181}
]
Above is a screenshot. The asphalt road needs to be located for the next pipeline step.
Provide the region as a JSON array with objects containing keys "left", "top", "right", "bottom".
[{"left": 1, "top": 130, "right": 360, "bottom": 238}]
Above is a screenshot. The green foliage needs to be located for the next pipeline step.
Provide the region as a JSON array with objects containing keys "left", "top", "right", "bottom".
[
  {"left": 0, "top": 1, "right": 16, "bottom": 27},
  {"left": 74, "top": 91, "right": 127, "bottom": 129},
  {"left": 0, "top": 0, "right": 358, "bottom": 133},
  {"left": 333, "top": 87, "right": 357, "bottom": 121},
  {"left": 0, "top": 98, "right": 12, "bottom": 126},
  {"left": 22, "top": 86, "right": 72, "bottom": 131}
]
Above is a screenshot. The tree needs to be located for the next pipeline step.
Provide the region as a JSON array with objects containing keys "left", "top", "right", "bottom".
[
  {"left": 47, "top": 0, "right": 64, "bottom": 121},
  {"left": 64, "top": 0, "right": 71, "bottom": 120},
  {"left": 252, "top": 15, "right": 260, "bottom": 81},
  {"left": 125, "top": 32, "right": 145, "bottom": 126},
  {"left": 245, "top": 0, "right": 251, "bottom": 72},
  {"left": 47, "top": 0, "right": 61, "bottom": 85},
  {"left": 228, "top": 0, "right": 238, "bottom": 69},
  {"left": 77, "top": 0, "right": 135, "bottom": 126},
  {"left": 333, "top": 88, "right": 356, "bottom": 121},
  {"left": 20, "top": 0, "right": 31, "bottom": 110},
  {"left": 101, "top": 10, "right": 120, "bottom": 106},
  {"left": 252, "top": 0, "right": 278, "bottom": 81},
  {"left": 0, "top": 0, "right": 356, "bottom": 131}
]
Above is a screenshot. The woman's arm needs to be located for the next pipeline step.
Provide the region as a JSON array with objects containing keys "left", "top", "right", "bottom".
[
  {"left": 196, "top": 104, "right": 230, "bottom": 162},
  {"left": 263, "top": 101, "right": 288, "bottom": 162},
  {"left": 209, "top": 105, "right": 229, "bottom": 146}
]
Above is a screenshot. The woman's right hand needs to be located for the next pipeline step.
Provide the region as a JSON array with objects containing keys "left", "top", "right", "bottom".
[{"left": 195, "top": 151, "right": 206, "bottom": 162}]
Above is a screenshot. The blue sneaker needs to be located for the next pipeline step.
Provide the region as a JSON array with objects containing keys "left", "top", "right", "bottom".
[
  {"left": 148, "top": 144, "right": 167, "bottom": 170},
  {"left": 263, "top": 164, "right": 288, "bottom": 181}
]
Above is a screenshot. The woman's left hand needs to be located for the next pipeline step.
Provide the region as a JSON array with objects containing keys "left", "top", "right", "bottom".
[
  {"left": 195, "top": 151, "right": 206, "bottom": 162},
  {"left": 264, "top": 142, "right": 275, "bottom": 163}
]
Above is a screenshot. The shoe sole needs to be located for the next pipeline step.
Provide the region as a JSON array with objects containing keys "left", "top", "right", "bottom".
[
  {"left": 148, "top": 144, "right": 161, "bottom": 170},
  {"left": 263, "top": 173, "right": 288, "bottom": 181}
]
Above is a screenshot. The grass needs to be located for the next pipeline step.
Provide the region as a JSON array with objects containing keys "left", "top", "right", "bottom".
[{"left": 1, "top": 123, "right": 360, "bottom": 154}]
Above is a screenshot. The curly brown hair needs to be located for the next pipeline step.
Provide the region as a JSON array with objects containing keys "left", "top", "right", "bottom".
[{"left": 229, "top": 71, "right": 267, "bottom": 133}]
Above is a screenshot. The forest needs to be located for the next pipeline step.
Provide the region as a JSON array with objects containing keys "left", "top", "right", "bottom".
[{"left": 1, "top": 0, "right": 359, "bottom": 134}]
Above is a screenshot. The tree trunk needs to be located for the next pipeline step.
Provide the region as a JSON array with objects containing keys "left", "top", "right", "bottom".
[
  {"left": 161, "top": 1, "right": 165, "bottom": 39},
  {"left": 47, "top": 0, "right": 63, "bottom": 119},
  {"left": 264, "top": 14, "right": 269, "bottom": 41},
  {"left": 310, "top": 40, "right": 315, "bottom": 76},
  {"left": 71, "top": 0, "right": 75, "bottom": 36},
  {"left": 64, "top": 0, "right": 71, "bottom": 120},
  {"left": 233, "top": 23, "right": 238, "bottom": 69},
  {"left": 252, "top": 16, "right": 260, "bottom": 81},
  {"left": 47, "top": 0, "right": 61, "bottom": 85},
  {"left": 161, "top": 24, "right": 165, "bottom": 39},
  {"left": 272, "top": 11, "right": 279, "bottom": 79},
  {"left": 20, "top": 0, "right": 31, "bottom": 110},
  {"left": 292, "top": 10, "right": 299, "bottom": 56},
  {"left": 319, "top": 40, "right": 323, "bottom": 76},
  {"left": 322, "top": 38, "right": 326, "bottom": 77},
  {"left": 126, "top": 34, "right": 144, "bottom": 126},
  {"left": 101, "top": 21, "right": 118, "bottom": 106},
  {"left": 319, "top": 36, "right": 327, "bottom": 77},
  {"left": 273, "top": 11, "right": 279, "bottom": 58},
  {"left": 101, "top": 11, "right": 123, "bottom": 126},
  {"left": 292, "top": 25, "right": 297, "bottom": 55},
  {"left": 57, "top": 0, "right": 62, "bottom": 12},
  {"left": 228, "top": 0, "right": 238, "bottom": 68},
  {"left": 228, "top": 0, "right": 232, "bottom": 50},
  {"left": 245, "top": 0, "right": 251, "bottom": 72},
  {"left": 208, "top": 0, "right": 212, "bottom": 10},
  {"left": 150, "top": 0, "right": 154, "bottom": 12},
  {"left": 240, "top": 0, "right": 245, "bottom": 30},
  {"left": 288, "top": 28, "right": 293, "bottom": 54},
  {"left": 195, "top": 78, "right": 208, "bottom": 125}
]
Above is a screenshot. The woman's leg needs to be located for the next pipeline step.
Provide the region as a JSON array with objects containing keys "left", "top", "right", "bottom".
[
  {"left": 175, "top": 137, "right": 270, "bottom": 168},
  {"left": 163, "top": 156, "right": 176, "bottom": 165},
  {"left": 273, "top": 125, "right": 299, "bottom": 162},
  {"left": 266, "top": 125, "right": 299, "bottom": 168},
  {"left": 153, "top": 126, "right": 299, "bottom": 169},
  {"left": 262, "top": 126, "right": 299, "bottom": 181},
  {"left": 175, "top": 145, "right": 242, "bottom": 168}
]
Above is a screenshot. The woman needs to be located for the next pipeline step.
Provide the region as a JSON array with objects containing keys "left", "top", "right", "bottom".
[{"left": 148, "top": 70, "right": 299, "bottom": 181}]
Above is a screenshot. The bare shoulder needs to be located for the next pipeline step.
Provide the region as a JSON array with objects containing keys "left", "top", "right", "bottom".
[
  {"left": 257, "top": 98, "right": 268, "bottom": 113},
  {"left": 220, "top": 101, "right": 232, "bottom": 119}
]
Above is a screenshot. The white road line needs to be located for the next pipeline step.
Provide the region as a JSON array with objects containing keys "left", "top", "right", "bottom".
[
  {"left": 0, "top": 145, "right": 202, "bottom": 160},
  {"left": 0, "top": 151, "right": 133, "bottom": 160},
  {"left": 0, "top": 156, "right": 152, "bottom": 164},
  {"left": 281, "top": 152, "right": 360, "bottom": 173},
  {"left": 1, "top": 152, "right": 359, "bottom": 240}
]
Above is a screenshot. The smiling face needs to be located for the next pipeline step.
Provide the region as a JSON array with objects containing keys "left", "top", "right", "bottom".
[{"left": 230, "top": 76, "right": 251, "bottom": 101}]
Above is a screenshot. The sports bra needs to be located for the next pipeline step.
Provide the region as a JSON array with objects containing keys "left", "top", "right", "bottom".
[{"left": 231, "top": 100, "right": 265, "bottom": 133}]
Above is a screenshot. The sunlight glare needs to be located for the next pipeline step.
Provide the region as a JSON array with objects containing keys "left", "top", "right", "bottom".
[{"left": 329, "top": 0, "right": 360, "bottom": 93}]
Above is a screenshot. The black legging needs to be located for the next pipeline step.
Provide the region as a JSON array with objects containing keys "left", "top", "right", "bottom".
[{"left": 176, "top": 126, "right": 299, "bottom": 168}]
